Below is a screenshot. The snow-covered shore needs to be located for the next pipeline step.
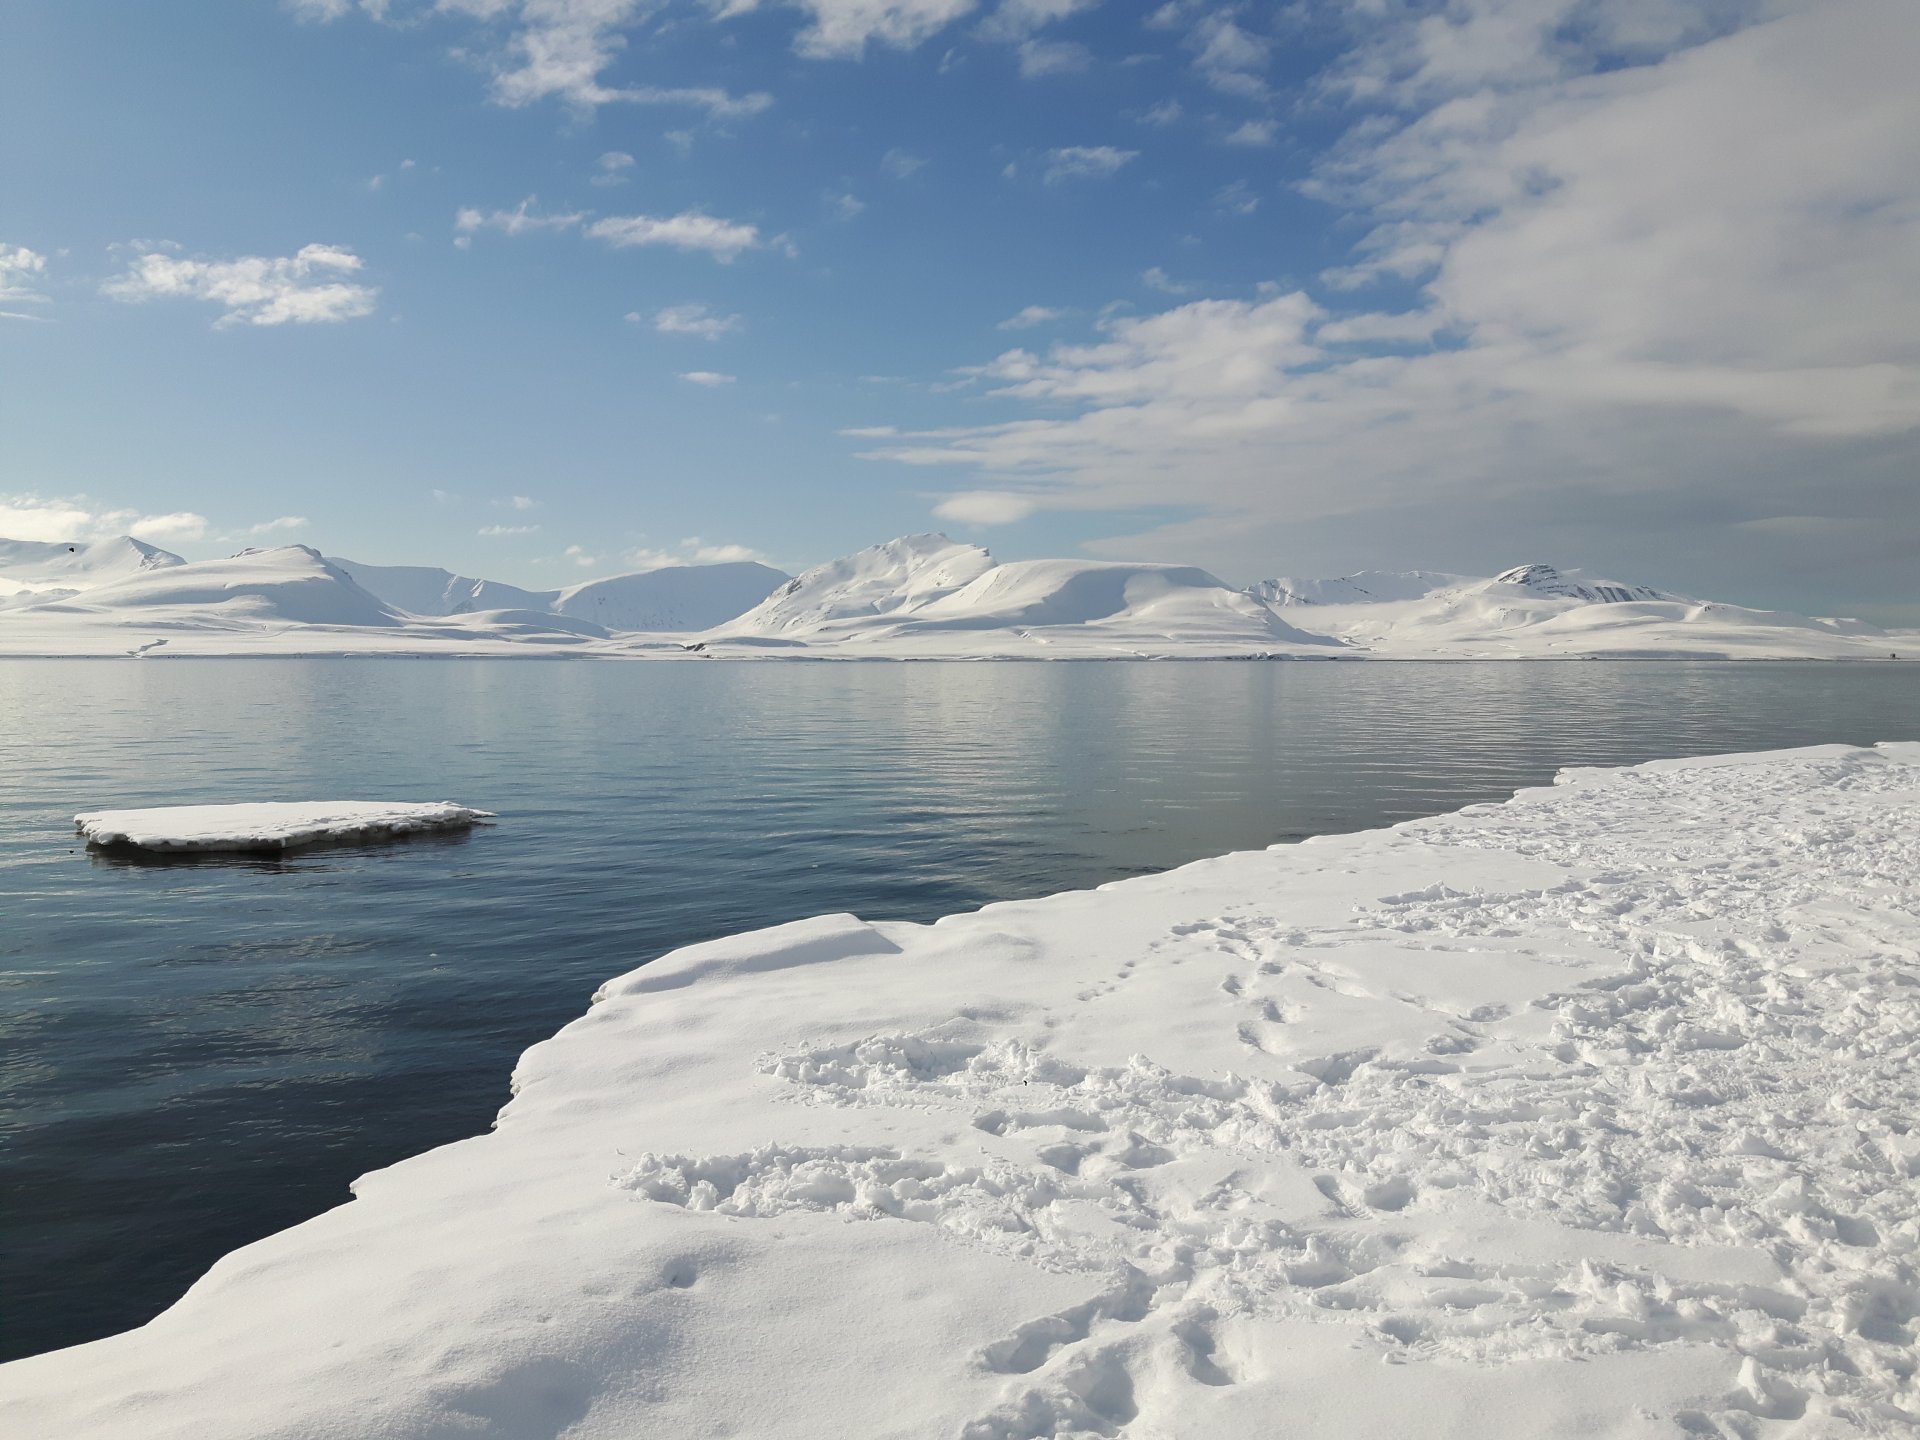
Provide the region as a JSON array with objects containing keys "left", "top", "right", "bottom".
[{"left": 6, "top": 743, "right": 1917, "bottom": 1437}]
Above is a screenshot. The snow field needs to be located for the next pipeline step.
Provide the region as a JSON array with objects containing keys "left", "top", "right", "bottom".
[{"left": 4, "top": 743, "right": 1917, "bottom": 1438}]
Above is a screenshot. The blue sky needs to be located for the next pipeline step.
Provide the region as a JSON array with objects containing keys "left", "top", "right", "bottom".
[{"left": 2, "top": 0, "right": 1915, "bottom": 617}]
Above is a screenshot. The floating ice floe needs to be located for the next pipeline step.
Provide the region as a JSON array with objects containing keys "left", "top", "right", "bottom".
[
  {"left": 10, "top": 744, "right": 1920, "bottom": 1438},
  {"left": 73, "top": 801, "right": 494, "bottom": 853}
]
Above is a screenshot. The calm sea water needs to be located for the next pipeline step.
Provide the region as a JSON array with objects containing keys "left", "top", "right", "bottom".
[{"left": 2, "top": 658, "right": 1915, "bottom": 1360}]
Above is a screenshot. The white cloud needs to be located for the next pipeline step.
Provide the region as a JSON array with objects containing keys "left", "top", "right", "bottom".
[
  {"left": 480, "top": 523, "right": 541, "bottom": 536},
  {"left": 247, "top": 515, "right": 310, "bottom": 535},
  {"left": 1140, "top": 98, "right": 1183, "bottom": 126},
  {"left": 564, "top": 543, "right": 596, "bottom": 568},
  {"left": 505, "top": 495, "right": 538, "bottom": 510},
  {"left": 0, "top": 244, "right": 49, "bottom": 307},
  {"left": 1141, "top": 265, "right": 1193, "bottom": 295},
  {"left": 880, "top": 147, "right": 927, "bottom": 179},
  {"left": 624, "top": 538, "right": 767, "bottom": 570},
  {"left": 1215, "top": 180, "right": 1258, "bottom": 215},
  {"left": 779, "top": 0, "right": 981, "bottom": 59},
  {"left": 933, "top": 490, "right": 1036, "bottom": 525},
  {"left": 592, "top": 151, "right": 636, "bottom": 186},
  {"left": 680, "top": 370, "right": 737, "bottom": 386},
  {"left": 0, "top": 493, "right": 210, "bottom": 545},
  {"left": 1041, "top": 145, "right": 1138, "bottom": 183},
  {"left": 650, "top": 302, "right": 744, "bottom": 339},
  {"left": 454, "top": 198, "right": 586, "bottom": 240},
  {"left": 102, "top": 244, "right": 377, "bottom": 327},
  {"left": 859, "top": 0, "right": 1920, "bottom": 590},
  {"left": 1187, "top": 8, "right": 1270, "bottom": 96},
  {"left": 129, "top": 512, "right": 209, "bottom": 542},
  {"left": 587, "top": 212, "right": 762, "bottom": 261},
  {"left": 827, "top": 190, "right": 866, "bottom": 219},
  {"left": 998, "top": 304, "right": 1065, "bottom": 330},
  {"left": 1222, "top": 119, "right": 1276, "bottom": 147},
  {"left": 1018, "top": 39, "right": 1091, "bottom": 76}
]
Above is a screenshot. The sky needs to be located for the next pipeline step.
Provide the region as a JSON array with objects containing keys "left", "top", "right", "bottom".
[{"left": 1, "top": 0, "right": 1915, "bottom": 619}]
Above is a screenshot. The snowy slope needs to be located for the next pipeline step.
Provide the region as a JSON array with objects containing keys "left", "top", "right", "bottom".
[
  {"left": 0, "top": 545, "right": 671, "bottom": 656},
  {"left": 552, "top": 562, "right": 789, "bottom": 632},
  {"left": 331, "top": 556, "right": 789, "bottom": 632},
  {"left": 8, "top": 742, "right": 1919, "bottom": 1438},
  {"left": 23, "top": 545, "right": 408, "bottom": 629},
  {"left": 710, "top": 541, "right": 1341, "bottom": 657},
  {"left": 721, "top": 533, "right": 996, "bottom": 639},
  {"left": 1256, "top": 562, "right": 1902, "bottom": 659},
  {"left": 1246, "top": 570, "right": 1467, "bottom": 607},
  {"left": 0, "top": 536, "right": 185, "bottom": 608},
  {"left": 327, "top": 558, "right": 551, "bottom": 617}
]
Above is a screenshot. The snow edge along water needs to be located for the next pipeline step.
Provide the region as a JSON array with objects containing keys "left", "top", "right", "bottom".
[{"left": 4, "top": 741, "right": 1919, "bottom": 1438}]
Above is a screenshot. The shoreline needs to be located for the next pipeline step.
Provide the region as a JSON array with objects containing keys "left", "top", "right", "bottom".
[{"left": 4, "top": 742, "right": 1918, "bottom": 1437}]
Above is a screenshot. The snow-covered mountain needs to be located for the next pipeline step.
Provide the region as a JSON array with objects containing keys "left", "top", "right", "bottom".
[
  {"left": 0, "top": 536, "right": 186, "bottom": 609},
  {"left": 1247, "top": 570, "right": 1468, "bottom": 607},
  {"left": 0, "top": 533, "right": 1908, "bottom": 659},
  {"left": 29, "top": 545, "right": 409, "bottom": 629},
  {"left": 725, "top": 534, "right": 997, "bottom": 638},
  {"left": 1251, "top": 560, "right": 1894, "bottom": 659},
  {"left": 333, "top": 556, "right": 790, "bottom": 633},
  {"left": 327, "top": 559, "right": 551, "bottom": 617},
  {"left": 710, "top": 537, "right": 1341, "bottom": 656},
  {"left": 552, "top": 563, "right": 791, "bottom": 633}
]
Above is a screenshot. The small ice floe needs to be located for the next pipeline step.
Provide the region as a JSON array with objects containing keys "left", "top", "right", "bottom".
[{"left": 73, "top": 801, "right": 494, "bottom": 854}]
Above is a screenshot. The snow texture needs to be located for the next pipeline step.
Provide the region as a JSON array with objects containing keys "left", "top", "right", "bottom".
[
  {"left": 8, "top": 743, "right": 1920, "bottom": 1438},
  {"left": 0, "top": 533, "right": 1912, "bottom": 659},
  {"left": 73, "top": 801, "right": 494, "bottom": 853}
]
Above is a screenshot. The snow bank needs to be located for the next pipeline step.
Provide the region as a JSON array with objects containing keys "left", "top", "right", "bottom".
[
  {"left": 11, "top": 743, "right": 1920, "bottom": 1437},
  {"left": 73, "top": 801, "right": 494, "bottom": 853}
]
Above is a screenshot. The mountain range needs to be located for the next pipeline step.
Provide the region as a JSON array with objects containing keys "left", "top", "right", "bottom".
[{"left": 0, "top": 534, "right": 1906, "bottom": 661}]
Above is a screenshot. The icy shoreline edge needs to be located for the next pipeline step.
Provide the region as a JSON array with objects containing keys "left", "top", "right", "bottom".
[{"left": 5, "top": 742, "right": 1918, "bottom": 1438}]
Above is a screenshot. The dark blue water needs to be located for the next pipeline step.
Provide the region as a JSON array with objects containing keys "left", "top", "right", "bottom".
[{"left": 1, "top": 658, "right": 1914, "bottom": 1361}]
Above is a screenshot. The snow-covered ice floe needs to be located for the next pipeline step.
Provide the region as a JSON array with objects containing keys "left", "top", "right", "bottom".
[
  {"left": 73, "top": 801, "right": 494, "bottom": 853},
  {"left": 10, "top": 744, "right": 1920, "bottom": 1437}
]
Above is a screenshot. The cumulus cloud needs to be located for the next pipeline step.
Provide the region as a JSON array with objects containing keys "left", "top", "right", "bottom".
[
  {"left": 0, "top": 244, "right": 50, "bottom": 314},
  {"left": 680, "top": 370, "right": 737, "bottom": 386},
  {"left": 480, "top": 523, "right": 541, "bottom": 537},
  {"left": 587, "top": 213, "right": 762, "bottom": 261},
  {"left": 862, "top": 0, "right": 1920, "bottom": 597},
  {"left": 247, "top": 515, "right": 310, "bottom": 535},
  {"left": 564, "top": 543, "right": 596, "bottom": 568},
  {"left": 102, "top": 244, "right": 377, "bottom": 327},
  {"left": 1041, "top": 145, "right": 1137, "bottom": 183},
  {"left": 0, "top": 493, "right": 209, "bottom": 545},
  {"left": 648, "top": 303, "right": 744, "bottom": 339}
]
